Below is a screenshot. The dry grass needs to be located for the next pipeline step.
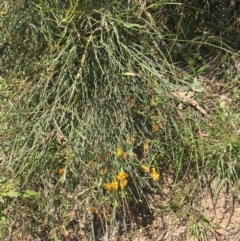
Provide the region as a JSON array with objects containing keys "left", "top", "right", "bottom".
[{"left": 0, "top": 1, "right": 240, "bottom": 240}]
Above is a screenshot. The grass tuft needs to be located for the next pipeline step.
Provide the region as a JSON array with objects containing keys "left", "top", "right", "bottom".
[{"left": 1, "top": 0, "right": 240, "bottom": 240}]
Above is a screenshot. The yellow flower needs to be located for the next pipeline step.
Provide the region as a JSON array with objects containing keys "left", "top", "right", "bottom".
[
  {"left": 99, "top": 154, "right": 106, "bottom": 162},
  {"left": 88, "top": 160, "right": 96, "bottom": 166},
  {"left": 90, "top": 207, "right": 98, "bottom": 214},
  {"left": 120, "top": 179, "right": 128, "bottom": 190},
  {"left": 126, "top": 136, "right": 135, "bottom": 144},
  {"left": 150, "top": 96, "right": 158, "bottom": 106},
  {"left": 116, "top": 171, "right": 128, "bottom": 181},
  {"left": 55, "top": 44, "right": 60, "bottom": 50},
  {"left": 125, "top": 150, "right": 132, "bottom": 157},
  {"left": 141, "top": 165, "right": 149, "bottom": 172},
  {"left": 101, "top": 167, "right": 109, "bottom": 174},
  {"left": 117, "top": 149, "right": 125, "bottom": 159},
  {"left": 153, "top": 124, "right": 160, "bottom": 131},
  {"left": 58, "top": 168, "right": 65, "bottom": 175},
  {"left": 86, "top": 207, "right": 99, "bottom": 214},
  {"left": 105, "top": 151, "right": 111, "bottom": 156},
  {"left": 104, "top": 181, "right": 119, "bottom": 192},
  {"left": 151, "top": 168, "right": 160, "bottom": 181},
  {"left": 151, "top": 80, "right": 158, "bottom": 87},
  {"left": 99, "top": 151, "right": 111, "bottom": 162},
  {"left": 143, "top": 141, "right": 149, "bottom": 151}
]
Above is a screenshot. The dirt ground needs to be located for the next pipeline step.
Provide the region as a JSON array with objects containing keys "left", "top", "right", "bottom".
[{"left": 123, "top": 179, "right": 240, "bottom": 241}]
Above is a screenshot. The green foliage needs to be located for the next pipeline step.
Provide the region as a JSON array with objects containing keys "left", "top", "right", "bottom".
[{"left": 0, "top": 0, "right": 240, "bottom": 240}]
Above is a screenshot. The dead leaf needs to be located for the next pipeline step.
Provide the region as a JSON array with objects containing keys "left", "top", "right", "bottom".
[
  {"left": 170, "top": 91, "right": 209, "bottom": 117},
  {"left": 198, "top": 130, "right": 209, "bottom": 137}
]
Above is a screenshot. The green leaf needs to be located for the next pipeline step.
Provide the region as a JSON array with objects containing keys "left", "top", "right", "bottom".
[
  {"left": 23, "top": 189, "right": 41, "bottom": 198},
  {"left": 1, "top": 215, "right": 10, "bottom": 224},
  {"left": 3, "top": 190, "right": 20, "bottom": 198},
  {"left": 1, "top": 210, "right": 10, "bottom": 224},
  {"left": 123, "top": 23, "right": 141, "bottom": 28},
  {"left": 196, "top": 64, "right": 209, "bottom": 75},
  {"left": 121, "top": 72, "right": 138, "bottom": 76},
  {"left": 0, "top": 197, "right": 4, "bottom": 204},
  {"left": 191, "top": 77, "right": 205, "bottom": 92}
]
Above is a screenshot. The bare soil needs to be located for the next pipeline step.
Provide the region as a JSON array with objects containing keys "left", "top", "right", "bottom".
[{"left": 123, "top": 178, "right": 240, "bottom": 241}]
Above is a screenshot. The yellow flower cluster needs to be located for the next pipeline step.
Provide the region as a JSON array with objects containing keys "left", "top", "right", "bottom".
[
  {"left": 119, "top": 179, "right": 128, "bottom": 190},
  {"left": 104, "top": 181, "right": 119, "bottom": 192},
  {"left": 141, "top": 165, "right": 160, "bottom": 181},
  {"left": 141, "top": 165, "right": 149, "bottom": 172},
  {"left": 151, "top": 168, "right": 160, "bottom": 181},
  {"left": 116, "top": 171, "right": 129, "bottom": 190},
  {"left": 104, "top": 171, "right": 129, "bottom": 192},
  {"left": 117, "top": 149, "right": 135, "bottom": 160},
  {"left": 117, "top": 149, "right": 125, "bottom": 159},
  {"left": 116, "top": 172, "right": 128, "bottom": 181}
]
